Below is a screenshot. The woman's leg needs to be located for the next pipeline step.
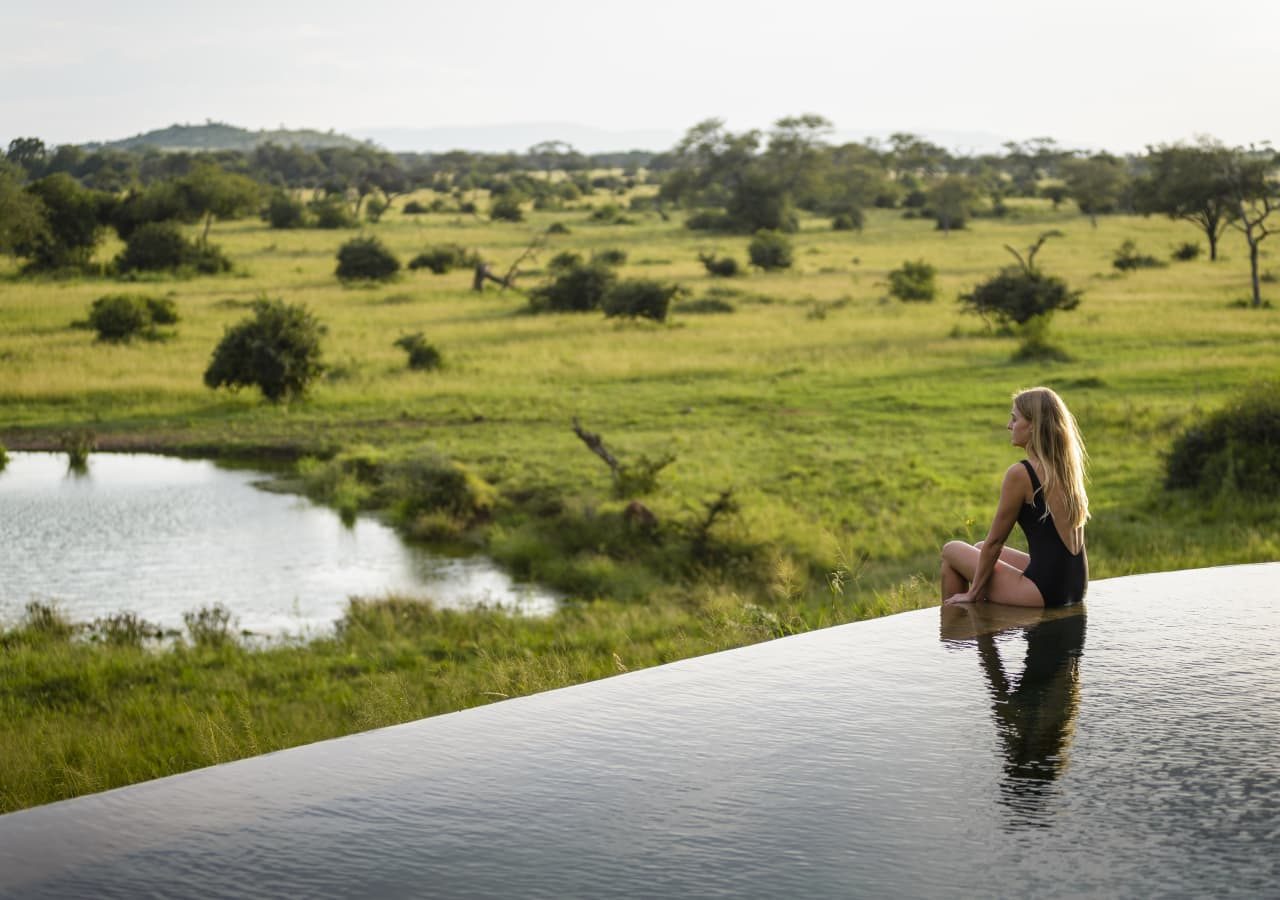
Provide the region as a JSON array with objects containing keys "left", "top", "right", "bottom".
[
  {"left": 975, "top": 540, "right": 1030, "bottom": 569},
  {"left": 941, "top": 554, "right": 968, "bottom": 600},
  {"left": 941, "top": 541, "right": 1045, "bottom": 607}
]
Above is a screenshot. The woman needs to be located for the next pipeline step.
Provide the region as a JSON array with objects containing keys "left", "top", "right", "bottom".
[{"left": 941, "top": 387, "right": 1089, "bottom": 607}]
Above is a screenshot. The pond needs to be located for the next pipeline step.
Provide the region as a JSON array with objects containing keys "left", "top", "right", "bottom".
[
  {"left": 0, "top": 562, "right": 1275, "bottom": 897},
  {"left": 0, "top": 452, "right": 557, "bottom": 636}
]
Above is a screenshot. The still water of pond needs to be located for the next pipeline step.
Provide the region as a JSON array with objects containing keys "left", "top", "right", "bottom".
[{"left": 0, "top": 452, "right": 556, "bottom": 635}]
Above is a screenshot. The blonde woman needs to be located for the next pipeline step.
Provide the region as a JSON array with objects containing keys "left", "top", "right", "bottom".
[{"left": 942, "top": 387, "right": 1089, "bottom": 607}]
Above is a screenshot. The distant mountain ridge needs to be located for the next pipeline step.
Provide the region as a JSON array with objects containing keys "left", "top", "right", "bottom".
[{"left": 88, "top": 122, "right": 372, "bottom": 152}]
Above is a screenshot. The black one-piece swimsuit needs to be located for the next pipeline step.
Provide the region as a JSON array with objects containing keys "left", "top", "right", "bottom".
[{"left": 1018, "top": 460, "right": 1087, "bottom": 607}]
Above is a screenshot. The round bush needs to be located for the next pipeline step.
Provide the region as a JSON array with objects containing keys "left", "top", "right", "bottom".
[
  {"left": 603, "top": 279, "right": 681, "bottom": 322},
  {"left": 698, "top": 253, "right": 740, "bottom": 277},
  {"left": 888, "top": 259, "right": 937, "bottom": 302},
  {"left": 203, "top": 298, "right": 326, "bottom": 402},
  {"left": 959, "top": 268, "right": 1081, "bottom": 326},
  {"left": 831, "top": 209, "right": 864, "bottom": 231},
  {"left": 489, "top": 196, "right": 524, "bottom": 222},
  {"left": 394, "top": 333, "right": 443, "bottom": 370},
  {"left": 528, "top": 262, "right": 617, "bottom": 313},
  {"left": 266, "top": 192, "right": 307, "bottom": 229},
  {"left": 336, "top": 236, "right": 400, "bottom": 282},
  {"left": 748, "top": 229, "right": 793, "bottom": 271},
  {"left": 1165, "top": 383, "right": 1280, "bottom": 495},
  {"left": 402, "top": 200, "right": 429, "bottom": 215},
  {"left": 408, "top": 243, "right": 476, "bottom": 275},
  {"left": 114, "top": 222, "right": 231, "bottom": 274},
  {"left": 87, "top": 294, "right": 150, "bottom": 341},
  {"left": 309, "top": 197, "right": 356, "bottom": 229}
]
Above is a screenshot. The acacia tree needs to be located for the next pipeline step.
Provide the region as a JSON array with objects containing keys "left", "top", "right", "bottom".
[
  {"left": 1062, "top": 153, "right": 1130, "bottom": 227},
  {"left": 1221, "top": 147, "right": 1279, "bottom": 308},
  {"left": 1135, "top": 142, "right": 1234, "bottom": 260},
  {"left": 179, "top": 163, "right": 261, "bottom": 244},
  {"left": 928, "top": 175, "right": 978, "bottom": 234}
]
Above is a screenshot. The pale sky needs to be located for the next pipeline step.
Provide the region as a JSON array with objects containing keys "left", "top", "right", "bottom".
[{"left": 2, "top": 0, "right": 1276, "bottom": 153}]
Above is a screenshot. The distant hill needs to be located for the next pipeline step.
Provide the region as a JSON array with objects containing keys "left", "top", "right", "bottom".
[{"left": 90, "top": 122, "right": 373, "bottom": 152}]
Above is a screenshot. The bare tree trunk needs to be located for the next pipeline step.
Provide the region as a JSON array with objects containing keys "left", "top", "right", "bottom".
[{"left": 1249, "top": 239, "right": 1261, "bottom": 308}]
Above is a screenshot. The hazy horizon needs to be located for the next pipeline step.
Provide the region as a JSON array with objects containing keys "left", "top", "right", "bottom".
[{"left": 3, "top": 0, "right": 1276, "bottom": 155}]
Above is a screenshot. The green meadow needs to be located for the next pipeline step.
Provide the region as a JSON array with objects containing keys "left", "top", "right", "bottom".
[{"left": 2, "top": 191, "right": 1278, "bottom": 811}]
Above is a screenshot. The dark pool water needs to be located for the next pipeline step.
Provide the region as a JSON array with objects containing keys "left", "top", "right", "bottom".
[
  {"left": 0, "top": 563, "right": 1276, "bottom": 898},
  {"left": 0, "top": 452, "right": 556, "bottom": 636}
]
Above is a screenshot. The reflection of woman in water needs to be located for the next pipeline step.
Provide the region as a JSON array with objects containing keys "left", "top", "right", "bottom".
[
  {"left": 941, "top": 386, "right": 1089, "bottom": 607},
  {"left": 942, "top": 604, "right": 1087, "bottom": 817}
]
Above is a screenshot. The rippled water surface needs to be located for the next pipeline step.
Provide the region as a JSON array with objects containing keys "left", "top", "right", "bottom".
[
  {"left": 0, "top": 564, "right": 1276, "bottom": 898},
  {"left": 0, "top": 453, "right": 556, "bottom": 634}
]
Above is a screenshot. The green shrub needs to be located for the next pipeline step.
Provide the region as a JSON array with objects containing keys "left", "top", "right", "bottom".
[
  {"left": 335, "top": 236, "right": 400, "bottom": 282},
  {"left": 85, "top": 294, "right": 180, "bottom": 342},
  {"left": 1171, "top": 242, "right": 1203, "bottom": 261},
  {"left": 183, "top": 604, "right": 236, "bottom": 649},
  {"left": 388, "top": 455, "right": 497, "bottom": 524},
  {"left": 309, "top": 196, "right": 356, "bottom": 229},
  {"left": 678, "top": 297, "right": 736, "bottom": 314},
  {"left": 528, "top": 261, "right": 618, "bottom": 313},
  {"left": 887, "top": 259, "right": 937, "bottom": 302},
  {"left": 408, "top": 243, "right": 477, "bottom": 274},
  {"left": 546, "top": 222, "right": 571, "bottom": 235},
  {"left": 115, "top": 222, "right": 231, "bottom": 274},
  {"left": 1113, "top": 239, "right": 1166, "bottom": 271},
  {"left": 589, "top": 204, "right": 632, "bottom": 224},
  {"left": 698, "top": 253, "right": 740, "bottom": 277},
  {"left": 748, "top": 229, "right": 793, "bottom": 271},
  {"left": 1165, "top": 382, "right": 1280, "bottom": 495},
  {"left": 831, "top": 210, "right": 864, "bottom": 231},
  {"left": 548, "top": 250, "right": 585, "bottom": 273},
  {"left": 394, "top": 332, "right": 443, "bottom": 370},
  {"left": 364, "top": 197, "right": 389, "bottom": 223},
  {"left": 592, "top": 248, "right": 628, "bottom": 266},
  {"left": 489, "top": 196, "right": 524, "bottom": 222},
  {"left": 959, "top": 268, "right": 1082, "bottom": 327},
  {"left": 203, "top": 297, "right": 326, "bottom": 402},
  {"left": 685, "top": 210, "right": 733, "bottom": 231},
  {"left": 402, "top": 200, "right": 430, "bottom": 214},
  {"left": 266, "top": 192, "right": 307, "bottom": 229},
  {"left": 603, "top": 279, "right": 681, "bottom": 322}
]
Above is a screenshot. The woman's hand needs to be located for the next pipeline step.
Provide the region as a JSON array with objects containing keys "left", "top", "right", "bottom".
[{"left": 943, "top": 592, "right": 977, "bottom": 606}]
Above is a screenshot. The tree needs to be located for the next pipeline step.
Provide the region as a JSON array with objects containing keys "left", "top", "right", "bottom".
[
  {"left": 204, "top": 298, "right": 326, "bottom": 402},
  {"left": 0, "top": 169, "right": 48, "bottom": 258},
  {"left": 959, "top": 231, "right": 1082, "bottom": 359},
  {"left": 928, "top": 175, "right": 978, "bottom": 233},
  {"left": 18, "top": 173, "right": 111, "bottom": 269},
  {"left": 1220, "top": 147, "right": 1279, "bottom": 308},
  {"left": 1135, "top": 142, "right": 1235, "bottom": 261},
  {"left": 1061, "top": 154, "right": 1129, "bottom": 227},
  {"left": 5, "top": 137, "right": 47, "bottom": 177},
  {"left": 335, "top": 236, "right": 400, "bottom": 281},
  {"left": 179, "top": 163, "right": 261, "bottom": 244}
]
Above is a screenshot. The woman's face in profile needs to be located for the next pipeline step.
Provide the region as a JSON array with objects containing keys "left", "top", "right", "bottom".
[{"left": 1008, "top": 406, "right": 1031, "bottom": 448}]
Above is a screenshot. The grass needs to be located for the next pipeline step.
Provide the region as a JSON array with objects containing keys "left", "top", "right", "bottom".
[{"left": 2, "top": 191, "right": 1278, "bottom": 811}]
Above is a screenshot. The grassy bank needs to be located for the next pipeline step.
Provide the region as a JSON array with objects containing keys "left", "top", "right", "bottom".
[{"left": 2, "top": 192, "right": 1278, "bottom": 810}]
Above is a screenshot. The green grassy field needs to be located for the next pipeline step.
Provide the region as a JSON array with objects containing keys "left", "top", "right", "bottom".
[{"left": 2, "top": 192, "right": 1277, "bottom": 811}]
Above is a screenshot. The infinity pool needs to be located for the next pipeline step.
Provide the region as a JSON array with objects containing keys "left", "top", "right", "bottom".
[
  {"left": 0, "top": 452, "right": 556, "bottom": 636},
  {"left": 0, "top": 563, "right": 1275, "bottom": 898}
]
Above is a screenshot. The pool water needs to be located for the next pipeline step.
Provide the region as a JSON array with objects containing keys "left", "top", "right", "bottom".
[{"left": 0, "top": 563, "right": 1275, "bottom": 898}]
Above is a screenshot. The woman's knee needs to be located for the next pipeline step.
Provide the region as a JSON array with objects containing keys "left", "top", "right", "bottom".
[{"left": 941, "top": 540, "right": 973, "bottom": 564}]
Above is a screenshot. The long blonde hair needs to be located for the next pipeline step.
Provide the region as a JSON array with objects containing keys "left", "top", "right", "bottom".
[{"left": 1014, "top": 387, "right": 1090, "bottom": 529}]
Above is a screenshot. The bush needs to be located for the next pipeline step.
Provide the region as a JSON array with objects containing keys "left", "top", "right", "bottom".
[
  {"left": 266, "top": 192, "right": 307, "bottom": 229},
  {"left": 748, "top": 229, "right": 793, "bottom": 271},
  {"left": 203, "top": 297, "right": 326, "bottom": 402},
  {"left": 1113, "top": 239, "right": 1166, "bottom": 271},
  {"left": 1171, "top": 242, "right": 1202, "bottom": 261},
  {"left": 402, "top": 200, "right": 430, "bottom": 215},
  {"left": 528, "top": 261, "right": 617, "bottom": 313},
  {"left": 309, "top": 196, "right": 356, "bottom": 229},
  {"left": 115, "top": 221, "right": 231, "bottom": 274},
  {"left": 589, "top": 204, "right": 632, "bottom": 224},
  {"left": 546, "top": 222, "right": 571, "bottom": 235},
  {"left": 0, "top": 441, "right": 8, "bottom": 474},
  {"left": 698, "top": 253, "right": 740, "bottom": 277},
  {"left": 959, "top": 268, "right": 1082, "bottom": 327},
  {"left": 408, "top": 243, "right": 477, "bottom": 274},
  {"left": 678, "top": 297, "right": 735, "bottom": 314},
  {"left": 336, "top": 236, "right": 400, "bottom": 282},
  {"left": 489, "top": 196, "right": 524, "bottom": 222},
  {"left": 887, "top": 259, "right": 937, "bottom": 302},
  {"left": 1165, "top": 382, "right": 1280, "bottom": 495},
  {"left": 394, "top": 332, "right": 443, "bottom": 370},
  {"left": 86, "top": 293, "right": 179, "bottom": 341},
  {"left": 184, "top": 604, "right": 236, "bottom": 649},
  {"left": 388, "top": 454, "right": 496, "bottom": 524},
  {"left": 831, "top": 210, "right": 864, "bottom": 231},
  {"left": 592, "top": 248, "right": 628, "bottom": 266},
  {"left": 364, "top": 197, "right": 390, "bottom": 223},
  {"left": 685, "top": 210, "right": 733, "bottom": 231},
  {"left": 603, "top": 279, "right": 681, "bottom": 322},
  {"left": 548, "top": 251, "right": 584, "bottom": 274}
]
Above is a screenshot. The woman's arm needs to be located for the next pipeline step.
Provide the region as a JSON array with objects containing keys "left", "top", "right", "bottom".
[{"left": 955, "top": 465, "right": 1026, "bottom": 603}]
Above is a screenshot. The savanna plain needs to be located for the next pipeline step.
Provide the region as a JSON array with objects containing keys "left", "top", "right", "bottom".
[{"left": 2, "top": 188, "right": 1277, "bottom": 813}]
